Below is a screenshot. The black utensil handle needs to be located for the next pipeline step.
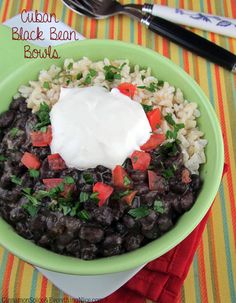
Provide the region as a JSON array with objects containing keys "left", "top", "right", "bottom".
[{"left": 142, "top": 15, "right": 236, "bottom": 72}]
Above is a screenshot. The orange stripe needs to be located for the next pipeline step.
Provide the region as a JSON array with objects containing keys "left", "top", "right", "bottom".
[
  {"left": 183, "top": 50, "right": 190, "bottom": 74},
  {"left": 43, "top": 0, "right": 49, "bottom": 12},
  {"left": 208, "top": 214, "right": 221, "bottom": 303},
  {"left": 231, "top": 0, "right": 236, "bottom": 17},
  {"left": 207, "top": 0, "right": 236, "bottom": 240},
  {"left": 198, "top": 240, "right": 209, "bottom": 302},
  {"left": 109, "top": 17, "right": 115, "bottom": 39},
  {"left": 214, "top": 65, "right": 236, "bottom": 249},
  {"left": 2, "top": 253, "right": 14, "bottom": 300},
  {"left": 25, "top": 0, "right": 32, "bottom": 11},
  {"left": 40, "top": 276, "right": 48, "bottom": 300},
  {"left": 2, "top": 0, "right": 10, "bottom": 22},
  {"left": 68, "top": 9, "right": 73, "bottom": 27},
  {"left": 137, "top": 0, "right": 142, "bottom": 45},
  {"left": 90, "top": 19, "right": 97, "bottom": 39}
]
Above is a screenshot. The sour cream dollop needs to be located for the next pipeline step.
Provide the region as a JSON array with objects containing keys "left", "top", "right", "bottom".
[{"left": 50, "top": 86, "right": 151, "bottom": 170}]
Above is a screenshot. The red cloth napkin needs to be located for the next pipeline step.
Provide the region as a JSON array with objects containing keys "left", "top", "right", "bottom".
[
  {"left": 99, "top": 164, "right": 228, "bottom": 303},
  {"left": 99, "top": 210, "right": 210, "bottom": 303}
]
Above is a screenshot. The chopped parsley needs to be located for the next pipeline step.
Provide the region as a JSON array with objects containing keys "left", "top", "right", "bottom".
[
  {"left": 128, "top": 207, "right": 151, "bottom": 219},
  {"left": 29, "top": 169, "right": 40, "bottom": 179},
  {"left": 123, "top": 176, "right": 131, "bottom": 186},
  {"left": 43, "top": 82, "right": 50, "bottom": 89},
  {"left": 67, "top": 62, "right": 73, "bottom": 70},
  {"left": 64, "top": 176, "right": 75, "bottom": 185},
  {"left": 70, "top": 202, "right": 80, "bottom": 217},
  {"left": 11, "top": 175, "right": 22, "bottom": 186},
  {"left": 22, "top": 188, "right": 40, "bottom": 217},
  {"left": 162, "top": 167, "right": 174, "bottom": 180},
  {"left": 141, "top": 104, "right": 153, "bottom": 113},
  {"left": 103, "top": 63, "right": 126, "bottom": 82},
  {"left": 22, "top": 203, "right": 39, "bottom": 217},
  {"left": 78, "top": 209, "right": 90, "bottom": 221},
  {"left": 153, "top": 200, "right": 165, "bottom": 214},
  {"left": 79, "top": 192, "right": 89, "bottom": 203},
  {"left": 113, "top": 189, "right": 132, "bottom": 200},
  {"left": 77, "top": 72, "right": 82, "bottom": 80},
  {"left": 90, "top": 192, "right": 99, "bottom": 203},
  {"left": 34, "top": 102, "right": 51, "bottom": 131},
  {"left": 164, "top": 113, "right": 185, "bottom": 140},
  {"left": 83, "top": 173, "right": 94, "bottom": 184},
  {"left": 138, "top": 81, "right": 164, "bottom": 92},
  {"left": 0, "top": 155, "right": 7, "bottom": 162},
  {"left": 84, "top": 69, "right": 97, "bottom": 85},
  {"left": 10, "top": 127, "right": 19, "bottom": 138}
]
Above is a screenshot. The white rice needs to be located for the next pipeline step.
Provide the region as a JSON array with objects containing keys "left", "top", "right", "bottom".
[{"left": 16, "top": 57, "right": 207, "bottom": 174}]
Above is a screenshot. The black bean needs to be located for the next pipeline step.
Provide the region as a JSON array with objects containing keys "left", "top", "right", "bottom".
[
  {"left": 141, "top": 191, "right": 158, "bottom": 207},
  {"left": 56, "top": 231, "right": 74, "bottom": 246},
  {"left": 124, "top": 234, "right": 143, "bottom": 251},
  {"left": 103, "top": 234, "right": 122, "bottom": 247},
  {"left": 140, "top": 210, "right": 158, "bottom": 232},
  {"left": 79, "top": 225, "right": 104, "bottom": 243},
  {"left": 38, "top": 235, "right": 51, "bottom": 248},
  {"left": 93, "top": 206, "right": 113, "bottom": 226},
  {"left": 15, "top": 222, "right": 33, "bottom": 239},
  {"left": 10, "top": 97, "right": 26, "bottom": 110},
  {"left": 191, "top": 174, "right": 202, "bottom": 192},
  {"left": 115, "top": 222, "right": 127, "bottom": 235},
  {"left": 134, "top": 183, "right": 149, "bottom": 195},
  {"left": 0, "top": 110, "right": 15, "bottom": 129},
  {"left": 180, "top": 192, "right": 194, "bottom": 211},
  {"left": 80, "top": 242, "right": 98, "bottom": 260},
  {"left": 60, "top": 216, "right": 82, "bottom": 234},
  {"left": 9, "top": 207, "right": 27, "bottom": 222},
  {"left": 142, "top": 224, "right": 161, "bottom": 240},
  {"left": 132, "top": 195, "right": 141, "bottom": 208},
  {"left": 40, "top": 159, "right": 59, "bottom": 179},
  {"left": 66, "top": 239, "right": 81, "bottom": 256},
  {"left": 30, "top": 215, "right": 46, "bottom": 233},
  {"left": 109, "top": 200, "right": 128, "bottom": 220},
  {"left": 130, "top": 171, "right": 147, "bottom": 182},
  {"left": 170, "top": 180, "right": 188, "bottom": 194},
  {"left": 123, "top": 215, "right": 137, "bottom": 229},
  {"left": 157, "top": 215, "right": 173, "bottom": 232}
]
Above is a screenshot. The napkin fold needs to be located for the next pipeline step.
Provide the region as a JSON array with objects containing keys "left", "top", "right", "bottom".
[{"left": 99, "top": 210, "right": 210, "bottom": 303}]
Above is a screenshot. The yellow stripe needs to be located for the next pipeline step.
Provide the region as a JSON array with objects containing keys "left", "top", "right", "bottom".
[{"left": 183, "top": 264, "right": 197, "bottom": 303}]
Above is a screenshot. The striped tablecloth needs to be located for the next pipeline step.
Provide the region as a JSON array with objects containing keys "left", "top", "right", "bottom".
[{"left": 0, "top": 0, "right": 236, "bottom": 302}]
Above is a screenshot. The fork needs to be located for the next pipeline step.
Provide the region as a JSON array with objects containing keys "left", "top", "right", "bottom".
[{"left": 63, "top": 0, "right": 236, "bottom": 73}]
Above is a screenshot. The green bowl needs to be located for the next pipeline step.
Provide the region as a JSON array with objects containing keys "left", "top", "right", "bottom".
[{"left": 0, "top": 25, "right": 224, "bottom": 275}]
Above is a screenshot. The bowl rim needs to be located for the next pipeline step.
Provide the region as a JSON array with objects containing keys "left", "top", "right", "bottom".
[{"left": 0, "top": 38, "right": 224, "bottom": 275}]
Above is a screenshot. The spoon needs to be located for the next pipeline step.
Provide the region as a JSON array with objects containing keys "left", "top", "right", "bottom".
[{"left": 63, "top": 0, "right": 236, "bottom": 73}]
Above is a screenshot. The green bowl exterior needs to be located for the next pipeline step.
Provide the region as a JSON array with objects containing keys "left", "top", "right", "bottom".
[{"left": 0, "top": 25, "right": 224, "bottom": 275}]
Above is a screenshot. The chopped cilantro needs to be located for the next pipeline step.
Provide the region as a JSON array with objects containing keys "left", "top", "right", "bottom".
[
  {"left": 138, "top": 82, "right": 163, "bottom": 92},
  {"left": 0, "top": 155, "right": 7, "bottom": 162},
  {"left": 128, "top": 207, "right": 151, "bottom": 219},
  {"left": 154, "top": 200, "right": 165, "bottom": 214},
  {"left": 78, "top": 209, "right": 90, "bottom": 221},
  {"left": 40, "top": 126, "right": 47, "bottom": 133},
  {"left": 34, "top": 102, "right": 51, "bottom": 131},
  {"left": 83, "top": 173, "right": 94, "bottom": 184},
  {"left": 80, "top": 192, "right": 89, "bottom": 203},
  {"left": 113, "top": 189, "right": 132, "bottom": 200},
  {"left": 11, "top": 175, "right": 22, "bottom": 186},
  {"left": 164, "top": 114, "right": 185, "bottom": 140},
  {"left": 89, "top": 69, "right": 97, "bottom": 77},
  {"left": 90, "top": 192, "right": 99, "bottom": 203},
  {"left": 22, "top": 203, "right": 39, "bottom": 217},
  {"left": 123, "top": 176, "right": 131, "bottom": 186},
  {"left": 43, "top": 82, "right": 50, "bottom": 89},
  {"left": 67, "top": 62, "right": 73, "bottom": 70},
  {"left": 77, "top": 73, "right": 82, "bottom": 80},
  {"left": 10, "top": 127, "right": 19, "bottom": 138},
  {"left": 141, "top": 104, "right": 153, "bottom": 113},
  {"left": 29, "top": 169, "right": 40, "bottom": 179},
  {"left": 64, "top": 176, "right": 75, "bottom": 184},
  {"left": 103, "top": 64, "right": 125, "bottom": 82},
  {"left": 84, "top": 69, "right": 97, "bottom": 85},
  {"left": 70, "top": 202, "right": 80, "bottom": 216},
  {"left": 60, "top": 205, "right": 72, "bottom": 216},
  {"left": 162, "top": 168, "right": 174, "bottom": 180}
]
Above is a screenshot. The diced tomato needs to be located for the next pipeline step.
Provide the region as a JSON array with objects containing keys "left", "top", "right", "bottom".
[
  {"left": 122, "top": 190, "right": 137, "bottom": 205},
  {"left": 147, "top": 108, "right": 162, "bottom": 131},
  {"left": 112, "top": 165, "right": 133, "bottom": 189},
  {"left": 130, "top": 151, "right": 151, "bottom": 171},
  {"left": 181, "top": 169, "right": 191, "bottom": 184},
  {"left": 140, "top": 133, "right": 165, "bottom": 151},
  {"left": 31, "top": 126, "right": 52, "bottom": 147},
  {"left": 148, "top": 170, "right": 159, "bottom": 190},
  {"left": 93, "top": 182, "right": 114, "bottom": 207},
  {"left": 117, "top": 82, "right": 137, "bottom": 99},
  {"left": 21, "top": 152, "right": 41, "bottom": 170},
  {"left": 43, "top": 178, "right": 75, "bottom": 198},
  {"left": 48, "top": 153, "right": 66, "bottom": 170}
]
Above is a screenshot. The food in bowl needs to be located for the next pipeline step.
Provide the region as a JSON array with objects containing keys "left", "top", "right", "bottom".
[{"left": 0, "top": 58, "right": 207, "bottom": 260}]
